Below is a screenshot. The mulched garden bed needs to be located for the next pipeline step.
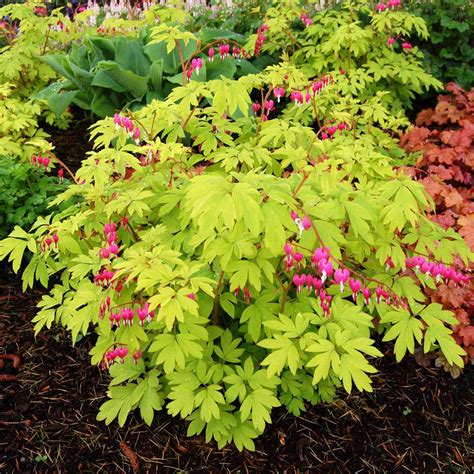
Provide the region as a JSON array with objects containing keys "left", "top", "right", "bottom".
[
  {"left": 1, "top": 264, "right": 473, "bottom": 473},
  {"left": 43, "top": 111, "right": 94, "bottom": 174}
]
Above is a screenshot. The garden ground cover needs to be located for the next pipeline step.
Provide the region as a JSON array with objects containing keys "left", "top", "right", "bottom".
[{"left": 1, "top": 264, "right": 472, "bottom": 473}]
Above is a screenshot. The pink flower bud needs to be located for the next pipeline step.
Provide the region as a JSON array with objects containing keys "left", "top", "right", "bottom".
[
  {"left": 290, "top": 210, "right": 299, "bottom": 221},
  {"left": 301, "top": 216, "right": 312, "bottom": 230},
  {"left": 208, "top": 47, "right": 215, "bottom": 61},
  {"left": 112, "top": 312, "right": 121, "bottom": 325},
  {"left": 106, "top": 232, "right": 117, "bottom": 244},
  {"left": 334, "top": 268, "right": 350, "bottom": 292},
  {"left": 219, "top": 44, "right": 227, "bottom": 59},
  {"left": 349, "top": 278, "right": 361, "bottom": 300},
  {"left": 252, "top": 102, "right": 261, "bottom": 114},
  {"left": 133, "top": 127, "right": 140, "bottom": 142},
  {"left": 293, "top": 274, "right": 306, "bottom": 293},
  {"left": 312, "top": 278, "right": 323, "bottom": 292},
  {"left": 293, "top": 252, "right": 304, "bottom": 263},
  {"left": 387, "top": 37, "right": 396, "bottom": 47},
  {"left": 264, "top": 100, "right": 274, "bottom": 111},
  {"left": 290, "top": 91, "right": 304, "bottom": 105},
  {"left": 313, "top": 247, "right": 328, "bottom": 262},
  {"left": 413, "top": 256, "right": 425, "bottom": 270},
  {"left": 273, "top": 87, "right": 285, "bottom": 102},
  {"left": 108, "top": 243, "right": 118, "bottom": 255},
  {"left": 362, "top": 287, "right": 371, "bottom": 304},
  {"left": 284, "top": 243, "right": 293, "bottom": 255},
  {"left": 375, "top": 287, "right": 383, "bottom": 304},
  {"left": 117, "top": 347, "right": 128, "bottom": 359},
  {"left": 324, "top": 261, "right": 334, "bottom": 278}
]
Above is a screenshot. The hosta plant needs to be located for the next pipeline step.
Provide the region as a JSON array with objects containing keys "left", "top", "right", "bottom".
[
  {"left": 1, "top": 62, "right": 471, "bottom": 451},
  {"left": 36, "top": 12, "right": 269, "bottom": 118}
]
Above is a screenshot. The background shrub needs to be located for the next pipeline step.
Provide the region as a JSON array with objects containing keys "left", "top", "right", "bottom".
[
  {"left": 406, "top": 0, "right": 473, "bottom": 90},
  {"left": 0, "top": 156, "right": 67, "bottom": 239}
]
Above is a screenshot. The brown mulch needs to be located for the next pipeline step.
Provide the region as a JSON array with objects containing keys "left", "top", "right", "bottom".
[
  {"left": 0, "top": 264, "right": 473, "bottom": 473},
  {"left": 43, "top": 112, "right": 94, "bottom": 174}
]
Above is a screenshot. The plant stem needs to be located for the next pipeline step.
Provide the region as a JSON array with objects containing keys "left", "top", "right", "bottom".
[
  {"left": 211, "top": 271, "right": 225, "bottom": 326},
  {"left": 46, "top": 151, "right": 79, "bottom": 184}
]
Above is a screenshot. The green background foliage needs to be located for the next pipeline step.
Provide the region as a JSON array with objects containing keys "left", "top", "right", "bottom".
[
  {"left": 406, "top": 0, "right": 474, "bottom": 89},
  {"left": 0, "top": 156, "right": 67, "bottom": 239}
]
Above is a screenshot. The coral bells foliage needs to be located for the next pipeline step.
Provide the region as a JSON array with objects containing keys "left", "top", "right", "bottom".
[
  {"left": 401, "top": 83, "right": 474, "bottom": 365},
  {"left": 1, "top": 6, "right": 472, "bottom": 451},
  {"left": 401, "top": 83, "right": 474, "bottom": 248}
]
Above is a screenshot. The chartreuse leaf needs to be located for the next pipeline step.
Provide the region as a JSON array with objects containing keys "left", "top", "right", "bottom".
[
  {"left": 381, "top": 309, "right": 423, "bottom": 361},
  {"left": 420, "top": 304, "right": 465, "bottom": 367},
  {"left": 241, "top": 293, "right": 277, "bottom": 341},
  {"left": 258, "top": 335, "right": 301, "bottom": 376},
  {"left": 223, "top": 357, "right": 279, "bottom": 404},
  {"left": 381, "top": 303, "right": 465, "bottom": 367},
  {"left": 230, "top": 420, "right": 260, "bottom": 451},
  {"left": 0, "top": 226, "right": 36, "bottom": 273},
  {"left": 214, "top": 330, "right": 244, "bottom": 363},
  {"left": 240, "top": 388, "right": 281, "bottom": 432},
  {"left": 149, "top": 332, "right": 203, "bottom": 373},
  {"left": 195, "top": 384, "right": 225, "bottom": 423},
  {"left": 187, "top": 408, "right": 238, "bottom": 446},
  {"left": 109, "top": 360, "right": 144, "bottom": 386},
  {"left": 97, "top": 384, "right": 136, "bottom": 426},
  {"left": 424, "top": 325, "right": 465, "bottom": 368},
  {"left": 306, "top": 329, "right": 381, "bottom": 393},
  {"left": 139, "top": 373, "right": 164, "bottom": 425}
]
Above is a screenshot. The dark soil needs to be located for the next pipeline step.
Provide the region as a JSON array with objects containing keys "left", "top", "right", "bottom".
[
  {"left": 43, "top": 111, "right": 94, "bottom": 174},
  {"left": 1, "top": 265, "right": 473, "bottom": 473}
]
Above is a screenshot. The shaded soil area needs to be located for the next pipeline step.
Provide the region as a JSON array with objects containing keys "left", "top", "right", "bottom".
[
  {"left": 1, "top": 265, "right": 473, "bottom": 473},
  {"left": 43, "top": 111, "right": 94, "bottom": 174}
]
